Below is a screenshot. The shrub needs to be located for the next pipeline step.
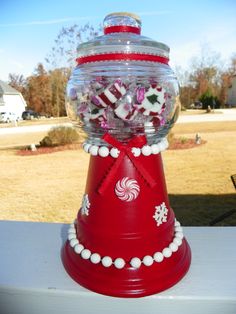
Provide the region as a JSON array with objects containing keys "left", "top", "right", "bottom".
[
  {"left": 40, "top": 126, "right": 80, "bottom": 147},
  {"left": 199, "top": 90, "right": 221, "bottom": 110},
  {"left": 180, "top": 136, "right": 188, "bottom": 144}
]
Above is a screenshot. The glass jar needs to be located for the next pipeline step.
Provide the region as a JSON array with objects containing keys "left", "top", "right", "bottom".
[{"left": 66, "top": 12, "right": 180, "bottom": 145}]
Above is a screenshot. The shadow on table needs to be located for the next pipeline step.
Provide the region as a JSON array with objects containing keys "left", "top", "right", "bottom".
[
  {"left": 169, "top": 193, "right": 236, "bottom": 226},
  {"left": 60, "top": 223, "right": 69, "bottom": 248}
]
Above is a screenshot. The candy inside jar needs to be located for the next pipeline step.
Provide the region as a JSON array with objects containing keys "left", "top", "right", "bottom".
[{"left": 66, "top": 12, "right": 180, "bottom": 145}]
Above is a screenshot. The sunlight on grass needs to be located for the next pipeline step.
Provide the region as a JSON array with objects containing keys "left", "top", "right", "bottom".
[{"left": 0, "top": 121, "right": 235, "bottom": 225}]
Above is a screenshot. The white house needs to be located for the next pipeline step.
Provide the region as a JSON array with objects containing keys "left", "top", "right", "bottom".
[
  {"left": 227, "top": 75, "right": 236, "bottom": 107},
  {"left": 0, "top": 80, "right": 27, "bottom": 119}
]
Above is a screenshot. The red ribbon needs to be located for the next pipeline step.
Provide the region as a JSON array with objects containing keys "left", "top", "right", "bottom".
[
  {"left": 76, "top": 53, "right": 169, "bottom": 65},
  {"left": 104, "top": 25, "right": 141, "bottom": 35},
  {"left": 98, "top": 133, "right": 157, "bottom": 195}
]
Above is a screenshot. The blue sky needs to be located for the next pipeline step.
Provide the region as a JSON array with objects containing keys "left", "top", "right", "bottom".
[{"left": 0, "top": 0, "right": 236, "bottom": 81}]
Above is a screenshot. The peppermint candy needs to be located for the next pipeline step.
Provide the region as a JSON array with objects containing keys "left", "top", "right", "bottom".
[
  {"left": 91, "top": 80, "right": 127, "bottom": 108},
  {"left": 115, "top": 177, "right": 140, "bottom": 202},
  {"left": 77, "top": 102, "right": 90, "bottom": 116},
  {"left": 91, "top": 77, "right": 107, "bottom": 91},
  {"left": 114, "top": 102, "right": 138, "bottom": 121},
  {"left": 71, "top": 78, "right": 172, "bottom": 128},
  {"left": 83, "top": 107, "right": 106, "bottom": 124},
  {"left": 136, "top": 85, "right": 166, "bottom": 116}
]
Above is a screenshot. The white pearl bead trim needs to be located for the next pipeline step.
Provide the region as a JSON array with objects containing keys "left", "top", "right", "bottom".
[
  {"left": 67, "top": 219, "right": 183, "bottom": 269},
  {"left": 82, "top": 138, "right": 168, "bottom": 158}
]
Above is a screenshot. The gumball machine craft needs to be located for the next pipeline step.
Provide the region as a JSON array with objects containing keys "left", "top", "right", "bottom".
[{"left": 62, "top": 12, "right": 191, "bottom": 297}]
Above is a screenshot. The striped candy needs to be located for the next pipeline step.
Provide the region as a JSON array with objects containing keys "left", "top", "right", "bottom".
[{"left": 91, "top": 81, "right": 127, "bottom": 108}]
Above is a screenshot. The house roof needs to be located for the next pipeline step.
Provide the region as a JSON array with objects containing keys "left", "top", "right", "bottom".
[{"left": 0, "top": 80, "right": 21, "bottom": 95}]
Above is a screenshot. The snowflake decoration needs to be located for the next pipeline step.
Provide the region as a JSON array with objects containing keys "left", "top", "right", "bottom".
[
  {"left": 81, "top": 194, "right": 90, "bottom": 216},
  {"left": 153, "top": 202, "right": 168, "bottom": 226}
]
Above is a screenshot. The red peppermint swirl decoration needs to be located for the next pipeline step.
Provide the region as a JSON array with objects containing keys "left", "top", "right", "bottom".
[
  {"left": 104, "top": 25, "right": 141, "bottom": 35},
  {"left": 76, "top": 53, "right": 169, "bottom": 65}
]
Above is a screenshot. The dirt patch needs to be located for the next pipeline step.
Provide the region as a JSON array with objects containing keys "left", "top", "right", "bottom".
[
  {"left": 16, "top": 137, "right": 206, "bottom": 156},
  {"left": 17, "top": 143, "right": 82, "bottom": 156},
  {"left": 169, "top": 138, "right": 207, "bottom": 150}
]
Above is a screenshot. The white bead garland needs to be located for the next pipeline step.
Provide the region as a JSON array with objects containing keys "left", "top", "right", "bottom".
[
  {"left": 90, "top": 253, "right": 101, "bottom": 264},
  {"left": 69, "top": 238, "right": 79, "bottom": 248},
  {"left": 114, "top": 258, "right": 125, "bottom": 269},
  {"left": 110, "top": 147, "right": 120, "bottom": 158},
  {"left": 173, "top": 237, "right": 182, "bottom": 246},
  {"left": 169, "top": 242, "right": 178, "bottom": 252},
  {"left": 175, "top": 226, "right": 183, "bottom": 233},
  {"left": 151, "top": 144, "right": 159, "bottom": 154},
  {"left": 83, "top": 143, "right": 91, "bottom": 153},
  {"left": 89, "top": 145, "right": 99, "bottom": 156},
  {"left": 175, "top": 232, "right": 184, "bottom": 239},
  {"left": 81, "top": 249, "right": 91, "bottom": 260},
  {"left": 175, "top": 220, "right": 181, "bottom": 227},
  {"left": 153, "top": 252, "right": 164, "bottom": 263},
  {"left": 98, "top": 146, "right": 109, "bottom": 157},
  {"left": 82, "top": 138, "right": 168, "bottom": 158},
  {"left": 68, "top": 227, "right": 76, "bottom": 234},
  {"left": 162, "top": 247, "right": 172, "bottom": 258},
  {"left": 74, "top": 244, "right": 84, "bottom": 254},
  {"left": 102, "top": 256, "right": 113, "bottom": 267},
  {"left": 67, "top": 221, "right": 184, "bottom": 269},
  {"left": 130, "top": 257, "right": 142, "bottom": 268},
  {"left": 68, "top": 233, "right": 76, "bottom": 240},
  {"left": 131, "top": 147, "right": 141, "bottom": 157},
  {"left": 141, "top": 145, "right": 152, "bottom": 156},
  {"left": 159, "top": 138, "right": 169, "bottom": 151},
  {"left": 143, "top": 255, "right": 154, "bottom": 266}
]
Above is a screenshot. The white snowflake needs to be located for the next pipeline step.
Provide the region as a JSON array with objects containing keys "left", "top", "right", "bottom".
[
  {"left": 81, "top": 194, "right": 90, "bottom": 216},
  {"left": 153, "top": 202, "right": 168, "bottom": 226}
]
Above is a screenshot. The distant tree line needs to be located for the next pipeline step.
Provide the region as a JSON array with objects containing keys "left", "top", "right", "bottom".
[
  {"left": 8, "top": 24, "right": 236, "bottom": 116},
  {"left": 176, "top": 46, "right": 236, "bottom": 109},
  {"left": 9, "top": 65, "right": 70, "bottom": 117}
]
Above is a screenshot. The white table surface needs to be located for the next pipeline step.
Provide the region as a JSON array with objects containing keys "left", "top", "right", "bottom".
[{"left": 0, "top": 221, "right": 235, "bottom": 314}]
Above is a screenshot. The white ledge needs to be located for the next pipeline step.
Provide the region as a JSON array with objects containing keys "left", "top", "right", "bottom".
[{"left": 0, "top": 221, "right": 235, "bottom": 314}]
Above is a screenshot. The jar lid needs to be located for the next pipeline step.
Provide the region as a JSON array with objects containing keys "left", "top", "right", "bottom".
[{"left": 76, "top": 12, "right": 170, "bottom": 66}]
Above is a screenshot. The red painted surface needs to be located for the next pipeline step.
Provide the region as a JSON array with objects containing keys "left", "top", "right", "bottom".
[
  {"left": 62, "top": 152, "right": 191, "bottom": 297},
  {"left": 104, "top": 25, "right": 141, "bottom": 35},
  {"left": 76, "top": 53, "right": 169, "bottom": 65}
]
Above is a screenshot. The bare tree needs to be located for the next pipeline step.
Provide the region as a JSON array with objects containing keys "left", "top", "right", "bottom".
[
  {"left": 45, "top": 23, "right": 102, "bottom": 69},
  {"left": 8, "top": 73, "right": 27, "bottom": 94},
  {"left": 189, "top": 44, "right": 222, "bottom": 98},
  {"left": 219, "top": 54, "right": 236, "bottom": 106},
  {"left": 49, "top": 68, "right": 70, "bottom": 117}
]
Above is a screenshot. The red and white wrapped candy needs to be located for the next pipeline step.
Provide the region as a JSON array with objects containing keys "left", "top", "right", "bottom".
[
  {"left": 91, "top": 77, "right": 108, "bottom": 92},
  {"left": 77, "top": 102, "right": 89, "bottom": 117},
  {"left": 114, "top": 102, "right": 138, "bottom": 121},
  {"left": 90, "top": 108, "right": 105, "bottom": 122},
  {"left": 82, "top": 107, "right": 106, "bottom": 125},
  {"left": 136, "top": 85, "right": 166, "bottom": 116},
  {"left": 91, "top": 80, "right": 127, "bottom": 108}
]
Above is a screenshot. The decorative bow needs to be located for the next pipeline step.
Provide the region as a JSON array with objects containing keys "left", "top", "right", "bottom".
[{"left": 98, "top": 133, "right": 157, "bottom": 195}]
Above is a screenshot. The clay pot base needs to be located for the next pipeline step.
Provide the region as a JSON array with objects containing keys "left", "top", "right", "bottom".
[{"left": 62, "top": 238, "right": 191, "bottom": 298}]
